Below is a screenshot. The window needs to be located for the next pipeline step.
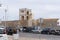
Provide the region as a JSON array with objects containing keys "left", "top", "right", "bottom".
[
  {"left": 27, "top": 11, "right": 29, "bottom": 15},
  {"left": 21, "top": 10, "right": 24, "bottom": 13},
  {"left": 22, "top": 16, "right": 24, "bottom": 20},
  {"left": 27, "top": 16, "right": 29, "bottom": 20}
]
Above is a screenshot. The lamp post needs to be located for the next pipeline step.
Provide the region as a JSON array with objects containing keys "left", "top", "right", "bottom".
[
  {"left": 0, "top": 1, "right": 8, "bottom": 28},
  {"left": 5, "top": 9, "right": 7, "bottom": 27},
  {"left": 4, "top": 5, "right": 8, "bottom": 27}
]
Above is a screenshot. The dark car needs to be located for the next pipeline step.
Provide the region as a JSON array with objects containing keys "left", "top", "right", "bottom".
[
  {"left": 54, "top": 30, "right": 60, "bottom": 35},
  {"left": 6, "top": 28, "right": 13, "bottom": 35},
  {"left": 41, "top": 28, "right": 56, "bottom": 35},
  {"left": 22, "top": 27, "right": 32, "bottom": 32},
  {"left": 41, "top": 28, "right": 51, "bottom": 34},
  {"left": 49, "top": 29, "right": 56, "bottom": 35},
  {"left": 6, "top": 27, "right": 17, "bottom": 35},
  {"left": 22, "top": 27, "right": 27, "bottom": 32}
]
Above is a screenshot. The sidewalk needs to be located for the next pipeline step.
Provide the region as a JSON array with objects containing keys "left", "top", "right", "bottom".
[
  {"left": 20, "top": 37, "right": 40, "bottom": 40},
  {"left": 7, "top": 34, "right": 19, "bottom": 40},
  {"left": 7, "top": 35, "right": 14, "bottom": 40},
  {"left": 7, "top": 34, "right": 40, "bottom": 40}
]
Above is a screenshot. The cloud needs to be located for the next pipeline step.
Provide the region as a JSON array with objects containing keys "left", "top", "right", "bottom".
[{"left": 0, "top": 0, "right": 60, "bottom": 20}]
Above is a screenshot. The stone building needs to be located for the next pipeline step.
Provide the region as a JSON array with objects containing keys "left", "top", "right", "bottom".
[
  {"left": 35, "top": 18, "right": 59, "bottom": 29},
  {"left": 32, "top": 19, "right": 36, "bottom": 26},
  {"left": 0, "top": 20, "right": 19, "bottom": 28},
  {"left": 0, "top": 8, "right": 59, "bottom": 29},
  {"left": 19, "top": 8, "right": 33, "bottom": 27}
]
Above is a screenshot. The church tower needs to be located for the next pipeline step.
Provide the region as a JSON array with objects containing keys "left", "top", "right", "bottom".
[{"left": 19, "top": 8, "right": 33, "bottom": 27}]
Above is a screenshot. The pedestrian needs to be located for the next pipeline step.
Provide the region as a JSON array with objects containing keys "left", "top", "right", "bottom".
[
  {"left": 7, "top": 35, "right": 14, "bottom": 40},
  {"left": 13, "top": 29, "right": 19, "bottom": 40}
]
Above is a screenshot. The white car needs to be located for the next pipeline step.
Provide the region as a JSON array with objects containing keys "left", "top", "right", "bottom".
[
  {"left": 32, "top": 27, "right": 42, "bottom": 33},
  {"left": 20, "top": 27, "right": 23, "bottom": 32},
  {"left": 32, "top": 29, "right": 42, "bottom": 33},
  {"left": 0, "top": 28, "right": 8, "bottom": 40}
]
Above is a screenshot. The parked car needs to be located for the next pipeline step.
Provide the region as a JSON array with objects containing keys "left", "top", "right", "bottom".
[
  {"left": 22, "top": 27, "right": 27, "bottom": 32},
  {"left": 0, "top": 28, "right": 8, "bottom": 40},
  {"left": 7, "top": 29, "right": 13, "bottom": 35},
  {"left": 32, "top": 29, "right": 42, "bottom": 34},
  {"left": 49, "top": 29, "right": 56, "bottom": 35},
  {"left": 49, "top": 30, "right": 60, "bottom": 35},
  {"left": 54, "top": 30, "right": 60, "bottom": 35},
  {"left": 32, "top": 27, "right": 42, "bottom": 34},
  {"left": 41, "top": 28, "right": 56, "bottom": 35},
  {"left": 6, "top": 27, "right": 18, "bottom": 35},
  {"left": 22, "top": 27, "right": 32, "bottom": 32},
  {"left": 41, "top": 28, "right": 50, "bottom": 34},
  {"left": 20, "top": 27, "right": 24, "bottom": 32}
]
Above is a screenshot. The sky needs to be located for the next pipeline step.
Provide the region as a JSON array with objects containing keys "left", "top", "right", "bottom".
[{"left": 0, "top": 0, "right": 60, "bottom": 21}]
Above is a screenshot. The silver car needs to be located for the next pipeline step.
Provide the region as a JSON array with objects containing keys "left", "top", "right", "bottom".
[
  {"left": 32, "top": 27, "right": 42, "bottom": 33},
  {"left": 0, "top": 28, "right": 8, "bottom": 40}
]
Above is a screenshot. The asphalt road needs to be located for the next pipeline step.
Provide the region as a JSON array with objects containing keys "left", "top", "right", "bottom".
[{"left": 19, "top": 32, "right": 60, "bottom": 40}]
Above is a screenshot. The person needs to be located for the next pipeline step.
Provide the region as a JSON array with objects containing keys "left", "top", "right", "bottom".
[
  {"left": 7, "top": 35, "right": 14, "bottom": 40},
  {"left": 13, "top": 29, "right": 19, "bottom": 40},
  {"left": 13, "top": 29, "right": 17, "bottom": 34}
]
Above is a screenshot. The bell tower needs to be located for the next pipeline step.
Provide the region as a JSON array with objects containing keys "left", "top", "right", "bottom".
[{"left": 19, "top": 8, "right": 33, "bottom": 27}]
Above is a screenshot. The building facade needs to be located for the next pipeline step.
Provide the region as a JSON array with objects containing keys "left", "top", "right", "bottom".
[
  {"left": 0, "top": 8, "right": 59, "bottom": 29},
  {"left": 35, "top": 18, "right": 59, "bottom": 29},
  {"left": 19, "top": 8, "right": 33, "bottom": 27}
]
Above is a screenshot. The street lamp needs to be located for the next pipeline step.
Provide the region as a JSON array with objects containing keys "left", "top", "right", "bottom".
[
  {"left": 5, "top": 5, "right": 8, "bottom": 27},
  {"left": 1, "top": 4, "right": 8, "bottom": 27},
  {"left": 0, "top": 1, "right": 8, "bottom": 28}
]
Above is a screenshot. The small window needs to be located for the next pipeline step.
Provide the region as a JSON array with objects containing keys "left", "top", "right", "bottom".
[
  {"left": 27, "top": 16, "right": 29, "bottom": 20},
  {"left": 27, "top": 11, "right": 29, "bottom": 15},
  {"left": 22, "top": 16, "right": 24, "bottom": 20},
  {"left": 21, "top": 10, "right": 24, "bottom": 13}
]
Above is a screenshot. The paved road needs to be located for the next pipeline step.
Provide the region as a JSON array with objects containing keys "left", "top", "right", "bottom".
[
  {"left": 19, "top": 32, "right": 40, "bottom": 40},
  {"left": 19, "top": 32, "right": 60, "bottom": 40},
  {"left": 4, "top": 32, "right": 60, "bottom": 40}
]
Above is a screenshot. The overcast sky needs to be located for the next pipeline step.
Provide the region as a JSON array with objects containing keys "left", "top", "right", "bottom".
[{"left": 0, "top": 0, "right": 60, "bottom": 21}]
